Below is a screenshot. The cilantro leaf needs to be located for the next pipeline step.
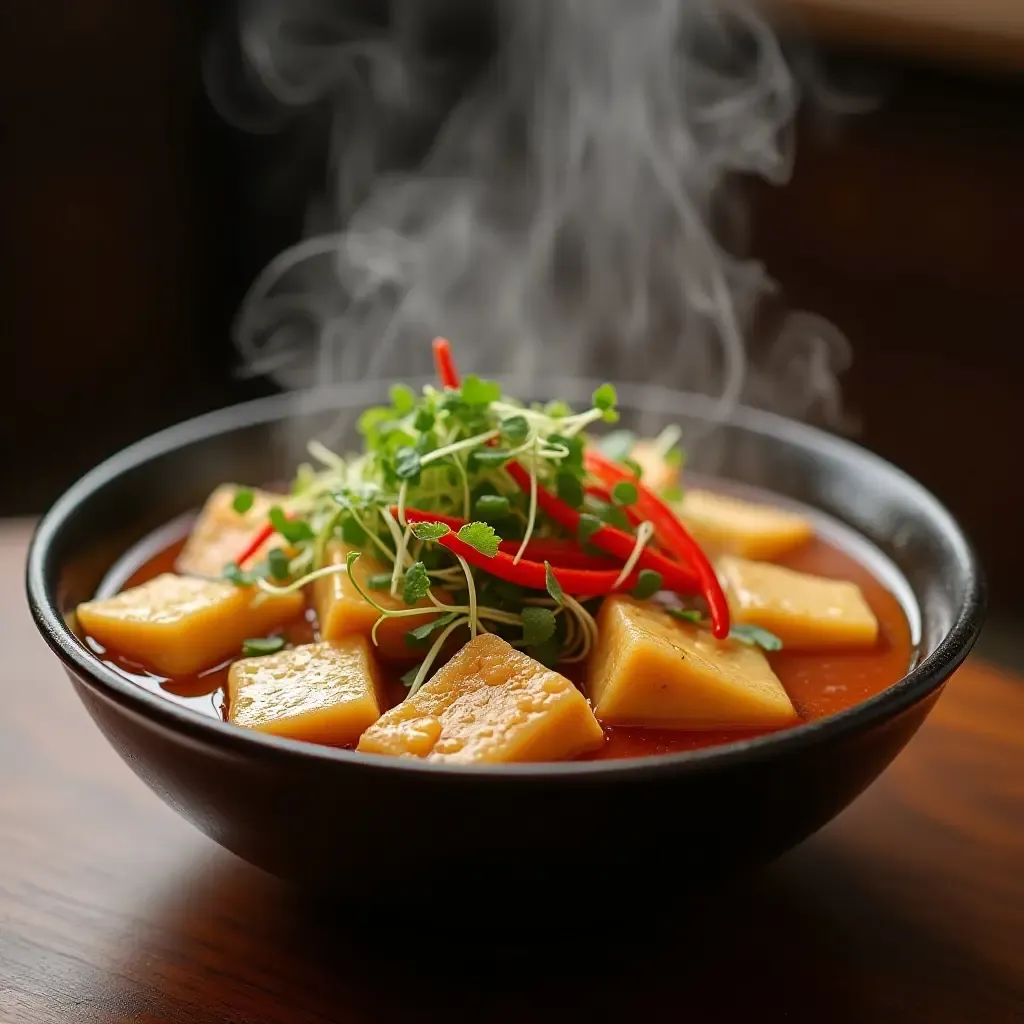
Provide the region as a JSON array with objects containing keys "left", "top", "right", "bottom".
[
  {"left": 413, "top": 407, "right": 435, "bottom": 432},
  {"left": 242, "top": 636, "right": 285, "bottom": 657},
  {"left": 661, "top": 485, "right": 684, "bottom": 503},
  {"left": 410, "top": 521, "right": 451, "bottom": 542},
  {"left": 232, "top": 488, "right": 255, "bottom": 514},
  {"left": 500, "top": 415, "right": 530, "bottom": 444},
  {"left": 460, "top": 375, "right": 502, "bottom": 406},
  {"left": 402, "top": 562, "right": 431, "bottom": 605},
  {"left": 729, "top": 624, "right": 784, "bottom": 652},
  {"left": 406, "top": 611, "right": 459, "bottom": 645},
  {"left": 456, "top": 522, "right": 499, "bottom": 557},
  {"left": 631, "top": 569, "right": 663, "bottom": 600},
  {"left": 521, "top": 606, "right": 557, "bottom": 647},
  {"left": 544, "top": 562, "right": 565, "bottom": 605},
  {"left": 611, "top": 481, "right": 638, "bottom": 507}
]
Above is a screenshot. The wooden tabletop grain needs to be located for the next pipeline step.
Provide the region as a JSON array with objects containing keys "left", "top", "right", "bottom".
[{"left": 2, "top": 519, "right": 1022, "bottom": 1023}]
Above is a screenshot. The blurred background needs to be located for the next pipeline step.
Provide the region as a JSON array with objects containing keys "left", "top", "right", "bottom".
[{"left": 2, "top": 1, "right": 1022, "bottom": 655}]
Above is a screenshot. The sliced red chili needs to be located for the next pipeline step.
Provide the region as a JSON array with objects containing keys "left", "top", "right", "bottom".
[
  {"left": 584, "top": 449, "right": 730, "bottom": 638},
  {"left": 236, "top": 522, "right": 276, "bottom": 567},
  {"left": 502, "top": 461, "right": 699, "bottom": 593},
  {"left": 432, "top": 337, "right": 461, "bottom": 389},
  {"left": 391, "top": 506, "right": 616, "bottom": 570},
  {"left": 437, "top": 531, "right": 640, "bottom": 597}
]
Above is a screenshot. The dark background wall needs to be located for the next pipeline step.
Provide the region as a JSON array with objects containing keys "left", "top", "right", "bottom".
[{"left": 1, "top": 3, "right": 1022, "bottom": 604}]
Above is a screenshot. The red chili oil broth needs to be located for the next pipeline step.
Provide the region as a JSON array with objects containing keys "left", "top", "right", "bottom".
[{"left": 86, "top": 514, "right": 915, "bottom": 761}]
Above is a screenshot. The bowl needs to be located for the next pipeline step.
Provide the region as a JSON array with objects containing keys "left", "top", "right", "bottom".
[{"left": 26, "top": 380, "right": 985, "bottom": 904}]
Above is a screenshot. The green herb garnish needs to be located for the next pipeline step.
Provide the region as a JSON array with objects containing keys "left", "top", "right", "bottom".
[
  {"left": 729, "top": 624, "right": 784, "bottom": 652},
  {"left": 521, "top": 606, "right": 557, "bottom": 647},
  {"left": 631, "top": 569, "right": 663, "bottom": 600},
  {"left": 611, "top": 481, "right": 638, "bottom": 507},
  {"left": 402, "top": 562, "right": 431, "bottom": 605},
  {"left": 456, "top": 522, "right": 499, "bottom": 557},
  {"left": 544, "top": 562, "right": 565, "bottom": 605},
  {"left": 242, "top": 636, "right": 286, "bottom": 657},
  {"left": 232, "top": 488, "right": 255, "bottom": 514}
]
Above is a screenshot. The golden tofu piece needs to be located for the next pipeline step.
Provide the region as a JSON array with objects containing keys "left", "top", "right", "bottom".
[
  {"left": 587, "top": 596, "right": 798, "bottom": 730},
  {"left": 177, "top": 484, "right": 288, "bottom": 579},
  {"left": 630, "top": 440, "right": 680, "bottom": 494},
  {"left": 676, "top": 489, "right": 813, "bottom": 561},
  {"left": 357, "top": 634, "right": 605, "bottom": 763},
  {"left": 77, "top": 573, "right": 304, "bottom": 676},
  {"left": 228, "top": 638, "right": 382, "bottom": 744},
  {"left": 717, "top": 555, "right": 879, "bottom": 650},
  {"left": 314, "top": 542, "right": 450, "bottom": 662}
]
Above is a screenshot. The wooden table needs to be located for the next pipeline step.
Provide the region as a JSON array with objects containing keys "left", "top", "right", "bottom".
[{"left": 2, "top": 521, "right": 1022, "bottom": 1023}]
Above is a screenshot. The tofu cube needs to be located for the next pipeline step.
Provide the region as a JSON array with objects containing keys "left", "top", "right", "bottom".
[
  {"left": 76, "top": 573, "right": 305, "bottom": 676},
  {"left": 629, "top": 440, "right": 680, "bottom": 494},
  {"left": 587, "top": 596, "right": 798, "bottom": 730},
  {"left": 676, "top": 489, "right": 813, "bottom": 561},
  {"left": 177, "top": 484, "right": 289, "bottom": 579},
  {"left": 227, "top": 638, "right": 382, "bottom": 745},
  {"left": 717, "top": 555, "right": 879, "bottom": 650},
  {"left": 357, "top": 634, "right": 605, "bottom": 763},
  {"left": 315, "top": 542, "right": 450, "bottom": 662}
]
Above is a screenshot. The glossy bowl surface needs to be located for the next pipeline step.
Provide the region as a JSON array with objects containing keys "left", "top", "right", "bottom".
[{"left": 26, "top": 381, "right": 985, "bottom": 903}]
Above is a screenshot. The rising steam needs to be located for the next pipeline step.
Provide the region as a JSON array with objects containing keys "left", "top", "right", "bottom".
[{"left": 206, "top": 0, "right": 855, "bottom": 427}]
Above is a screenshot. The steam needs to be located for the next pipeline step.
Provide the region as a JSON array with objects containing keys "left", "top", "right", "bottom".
[{"left": 206, "top": 0, "right": 855, "bottom": 427}]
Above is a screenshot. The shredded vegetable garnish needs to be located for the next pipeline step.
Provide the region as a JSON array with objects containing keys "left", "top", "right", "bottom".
[{"left": 230, "top": 337, "right": 731, "bottom": 693}]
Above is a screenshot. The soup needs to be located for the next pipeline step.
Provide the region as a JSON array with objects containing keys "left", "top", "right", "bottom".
[{"left": 74, "top": 340, "right": 915, "bottom": 764}]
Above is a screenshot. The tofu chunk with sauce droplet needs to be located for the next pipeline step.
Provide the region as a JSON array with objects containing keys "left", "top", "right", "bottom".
[
  {"left": 176, "top": 484, "right": 288, "bottom": 579},
  {"left": 587, "top": 596, "right": 798, "bottom": 730},
  {"left": 676, "top": 490, "right": 813, "bottom": 561},
  {"left": 314, "top": 541, "right": 450, "bottom": 662},
  {"left": 357, "top": 633, "right": 605, "bottom": 763},
  {"left": 717, "top": 555, "right": 879, "bottom": 650},
  {"left": 76, "top": 573, "right": 304, "bottom": 676},
  {"left": 228, "top": 638, "right": 382, "bottom": 745}
]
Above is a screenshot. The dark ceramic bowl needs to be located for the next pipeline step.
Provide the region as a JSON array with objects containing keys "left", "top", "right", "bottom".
[{"left": 26, "top": 380, "right": 985, "bottom": 904}]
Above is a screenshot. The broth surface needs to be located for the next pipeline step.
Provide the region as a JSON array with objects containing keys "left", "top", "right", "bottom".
[{"left": 85, "top": 504, "right": 915, "bottom": 760}]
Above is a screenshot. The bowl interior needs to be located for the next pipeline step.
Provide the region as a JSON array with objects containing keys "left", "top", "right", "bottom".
[{"left": 27, "top": 378, "right": 985, "bottom": 772}]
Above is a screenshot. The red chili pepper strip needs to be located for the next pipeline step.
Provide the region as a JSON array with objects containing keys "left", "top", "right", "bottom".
[
  {"left": 584, "top": 450, "right": 730, "bottom": 639},
  {"left": 433, "top": 530, "right": 641, "bottom": 597},
  {"left": 391, "top": 506, "right": 616, "bottom": 570},
  {"left": 502, "top": 461, "right": 699, "bottom": 593},
  {"left": 432, "top": 337, "right": 461, "bottom": 389},
  {"left": 236, "top": 522, "right": 276, "bottom": 567}
]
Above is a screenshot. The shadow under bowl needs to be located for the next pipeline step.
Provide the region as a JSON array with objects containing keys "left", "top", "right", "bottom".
[{"left": 25, "top": 380, "right": 985, "bottom": 905}]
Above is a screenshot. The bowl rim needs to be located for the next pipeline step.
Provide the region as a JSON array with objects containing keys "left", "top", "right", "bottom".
[{"left": 25, "top": 381, "right": 987, "bottom": 780}]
